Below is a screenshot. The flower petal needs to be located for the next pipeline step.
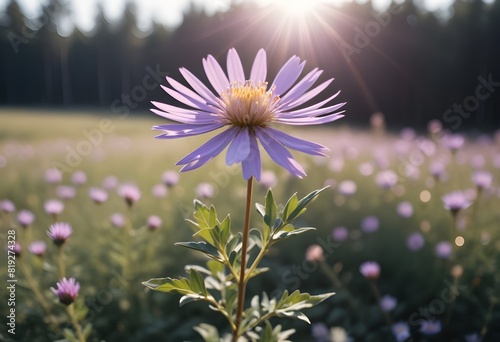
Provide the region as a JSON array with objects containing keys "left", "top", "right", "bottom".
[
  {"left": 271, "top": 56, "right": 305, "bottom": 96},
  {"left": 275, "top": 112, "right": 345, "bottom": 125},
  {"left": 241, "top": 132, "right": 262, "bottom": 180},
  {"left": 227, "top": 48, "right": 245, "bottom": 83},
  {"left": 153, "top": 123, "right": 223, "bottom": 139},
  {"left": 176, "top": 127, "right": 238, "bottom": 165},
  {"left": 179, "top": 67, "right": 218, "bottom": 104},
  {"left": 281, "top": 79, "right": 335, "bottom": 111},
  {"left": 226, "top": 128, "right": 251, "bottom": 165},
  {"left": 280, "top": 101, "right": 346, "bottom": 119},
  {"left": 250, "top": 49, "right": 267, "bottom": 84},
  {"left": 255, "top": 127, "right": 306, "bottom": 178},
  {"left": 280, "top": 68, "right": 322, "bottom": 105},
  {"left": 161, "top": 84, "right": 212, "bottom": 112},
  {"left": 265, "top": 127, "right": 329, "bottom": 156},
  {"left": 203, "top": 55, "right": 230, "bottom": 94}
]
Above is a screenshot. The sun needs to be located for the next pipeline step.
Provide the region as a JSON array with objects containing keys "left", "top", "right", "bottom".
[{"left": 274, "top": 0, "right": 320, "bottom": 17}]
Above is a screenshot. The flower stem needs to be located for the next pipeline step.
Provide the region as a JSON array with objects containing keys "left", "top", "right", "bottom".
[
  {"left": 233, "top": 177, "right": 253, "bottom": 342},
  {"left": 369, "top": 280, "right": 393, "bottom": 328},
  {"left": 58, "top": 246, "right": 66, "bottom": 279},
  {"left": 68, "top": 304, "right": 86, "bottom": 342}
]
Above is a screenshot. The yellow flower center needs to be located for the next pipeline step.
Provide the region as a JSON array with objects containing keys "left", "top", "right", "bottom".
[{"left": 219, "top": 81, "right": 279, "bottom": 127}]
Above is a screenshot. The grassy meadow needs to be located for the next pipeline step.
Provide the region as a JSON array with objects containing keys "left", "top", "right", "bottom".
[{"left": 1, "top": 108, "right": 499, "bottom": 341}]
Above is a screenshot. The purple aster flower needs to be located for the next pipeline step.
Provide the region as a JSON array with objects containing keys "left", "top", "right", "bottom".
[
  {"left": 162, "top": 170, "right": 180, "bottom": 188},
  {"left": 305, "top": 244, "right": 324, "bottom": 262},
  {"left": 51, "top": 277, "right": 80, "bottom": 305},
  {"left": 152, "top": 184, "right": 168, "bottom": 198},
  {"left": 332, "top": 226, "right": 348, "bottom": 242},
  {"left": 89, "top": 187, "right": 108, "bottom": 204},
  {"left": 359, "top": 261, "right": 380, "bottom": 279},
  {"left": 392, "top": 322, "right": 410, "bottom": 342},
  {"left": 110, "top": 213, "right": 125, "bottom": 228},
  {"left": 17, "top": 209, "right": 35, "bottom": 228},
  {"left": 400, "top": 127, "right": 416, "bottom": 140},
  {"left": 472, "top": 171, "right": 493, "bottom": 190},
  {"left": 427, "top": 119, "right": 442, "bottom": 134},
  {"left": 28, "top": 241, "right": 47, "bottom": 257},
  {"left": 442, "top": 191, "right": 471, "bottom": 215},
  {"left": 147, "top": 215, "right": 162, "bottom": 231},
  {"left": 358, "top": 162, "right": 374, "bottom": 176},
  {"left": 44, "top": 168, "right": 62, "bottom": 184},
  {"left": 196, "top": 182, "right": 215, "bottom": 199},
  {"left": 102, "top": 175, "right": 119, "bottom": 190},
  {"left": 338, "top": 180, "right": 357, "bottom": 196},
  {"left": 407, "top": 232, "right": 425, "bottom": 251},
  {"left": 71, "top": 170, "right": 87, "bottom": 185},
  {"left": 361, "top": 216, "right": 379, "bottom": 233},
  {"left": 429, "top": 160, "right": 446, "bottom": 180},
  {"left": 117, "top": 184, "right": 141, "bottom": 207},
  {"left": 44, "top": 199, "right": 64, "bottom": 216},
  {"left": 152, "top": 48, "right": 345, "bottom": 180},
  {"left": 47, "top": 222, "right": 73, "bottom": 246},
  {"left": 435, "top": 241, "right": 452, "bottom": 259},
  {"left": 397, "top": 201, "right": 413, "bottom": 218},
  {"left": 420, "top": 320, "right": 441, "bottom": 335},
  {"left": 0, "top": 199, "right": 15, "bottom": 213},
  {"left": 380, "top": 295, "right": 397, "bottom": 312},
  {"left": 56, "top": 185, "right": 76, "bottom": 200},
  {"left": 375, "top": 170, "right": 398, "bottom": 189}
]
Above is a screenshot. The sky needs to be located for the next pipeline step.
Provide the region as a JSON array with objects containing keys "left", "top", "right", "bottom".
[{"left": 0, "top": 0, "right": 480, "bottom": 33}]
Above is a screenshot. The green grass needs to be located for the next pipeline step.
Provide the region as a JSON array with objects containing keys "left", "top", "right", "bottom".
[{"left": 1, "top": 108, "right": 499, "bottom": 341}]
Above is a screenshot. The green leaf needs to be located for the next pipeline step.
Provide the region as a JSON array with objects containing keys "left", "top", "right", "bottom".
[
  {"left": 82, "top": 323, "right": 93, "bottom": 338},
  {"left": 219, "top": 215, "right": 231, "bottom": 246},
  {"left": 286, "top": 187, "right": 328, "bottom": 222},
  {"left": 179, "top": 294, "right": 205, "bottom": 307},
  {"left": 283, "top": 194, "right": 298, "bottom": 222},
  {"left": 249, "top": 228, "right": 264, "bottom": 249},
  {"left": 63, "top": 328, "right": 78, "bottom": 342},
  {"left": 191, "top": 200, "right": 217, "bottom": 230},
  {"left": 272, "top": 227, "right": 316, "bottom": 242},
  {"left": 206, "top": 260, "right": 225, "bottom": 277},
  {"left": 264, "top": 189, "right": 277, "bottom": 228},
  {"left": 247, "top": 267, "right": 269, "bottom": 280},
  {"left": 275, "top": 310, "right": 311, "bottom": 324},
  {"left": 189, "top": 268, "right": 208, "bottom": 297},
  {"left": 193, "top": 227, "right": 216, "bottom": 245},
  {"left": 274, "top": 290, "right": 335, "bottom": 324},
  {"left": 142, "top": 277, "right": 192, "bottom": 295},
  {"left": 175, "top": 241, "right": 222, "bottom": 261},
  {"left": 255, "top": 203, "right": 266, "bottom": 218},
  {"left": 193, "top": 323, "right": 220, "bottom": 342}
]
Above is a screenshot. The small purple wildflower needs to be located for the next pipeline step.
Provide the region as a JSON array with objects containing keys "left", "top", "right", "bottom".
[
  {"left": 117, "top": 184, "right": 141, "bottom": 207},
  {"left": 429, "top": 160, "right": 446, "bottom": 180},
  {"left": 0, "top": 199, "right": 15, "bottom": 213},
  {"left": 11, "top": 242, "right": 22, "bottom": 256},
  {"left": 359, "top": 261, "right": 380, "bottom": 279},
  {"left": 464, "top": 333, "right": 481, "bottom": 342},
  {"left": 71, "top": 170, "right": 87, "bottom": 185},
  {"left": 311, "top": 322, "right": 329, "bottom": 342},
  {"left": 47, "top": 222, "right": 73, "bottom": 246},
  {"left": 56, "top": 185, "right": 76, "bottom": 200},
  {"left": 89, "top": 187, "right": 108, "bottom": 204},
  {"left": 51, "top": 277, "right": 80, "bottom": 305},
  {"left": 44, "top": 199, "right": 64, "bottom": 216},
  {"left": 147, "top": 215, "right": 162, "bottom": 231},
  {"left": 472, "top": 171, "right": 493, "bottom": 190},
  {"left": 442, "top": 134, "right": 464, "bottom": 152},
  {"left": 420, "top": 320, "right": 441, "bottom": 335},
  {"left": 361, "top": 216, "right": 379, "bottom": 233},
  {"left": 332, "top": 226, "right": 348, "bottom": 242},
  {"left": 196, "top": 183, "right": 215, "bottom": 199},
  {"left": 435, "top": 241, "right": 452, "bottom": 259},
  {"left": 110, "top": 213, "right": 125, "bottom": 228},
  {"left": 407, "top": 232, "right": 425, "bottom": 251},
  {"left": 17, "top": 210, "right": 35, "bottom": 228},
  {"left": 380, "top": 295, "right": 397, "bottom": 312},
  {"left": 152, "top": 184, "right": 167, "bottom": 198},
  {"left": 442, "top": 191, "right": 471, "bottom": 215},
  {"left": 102, "top": 175, "right": 119, "bottom": 190},
  {"left": 162, "top": 170, "right": 180, "bottom": 188},
  {"left": 44, "top": 168, "right": 62, "bottom": 184},
  {"left": 338, "top": 180, "right": 357, "bottom": 196},
  {"left": 392, "top": 322, "right": 410, "bottom": 342},
  {"left": 305, "top": 244, "right": 324, "bottom": 262},
  {"left": 28, "top": 241, "right": 47, "bottom": 257},
  {"left": 375, "top": 170, "right": 398, "bottom": 189},
  {"left": 397, "top": 201, "right": 413, "bottom": 218},
  {"left": 152, "top": 48, "right": 345, "bottom": 180}
]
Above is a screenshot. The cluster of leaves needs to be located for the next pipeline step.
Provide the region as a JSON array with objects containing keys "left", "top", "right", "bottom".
[{"left": 143, "top": 187, "right": 335, "bottom": 341}]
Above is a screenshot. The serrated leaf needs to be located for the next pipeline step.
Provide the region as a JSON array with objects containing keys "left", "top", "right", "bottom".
[
  {"left": 286, "top": 187, "right": 328, "bottom": 222},
  {"left": 189, "top": 268, "right": 208, "bottom": 297},
  {"left": 192, "top": 200, "right": 217, "bottom": 230},
  {"left": 175, "top": 241, "right": 222, "bottom": 261}
]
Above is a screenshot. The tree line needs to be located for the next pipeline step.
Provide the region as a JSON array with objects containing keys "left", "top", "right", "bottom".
[{"left": 0, "top": 0, "right": 499, "bottom": 129}]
